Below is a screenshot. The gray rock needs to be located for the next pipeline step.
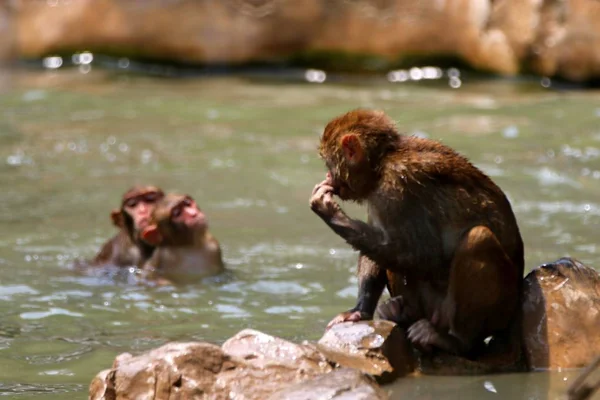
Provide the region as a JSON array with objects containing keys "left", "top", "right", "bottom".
[
  {"left": 267, "top": 368, "right": 389, "bottom": 400},
  {"left": 317, "top": 320, "right": 415, "bottom": 383}
]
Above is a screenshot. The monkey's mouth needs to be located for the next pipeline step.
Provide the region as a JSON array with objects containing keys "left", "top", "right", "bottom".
[
  {"left": 186, "top": 213, "right": 206, "bottom": 228},
  {"left": 136, "top": 216, "right": 150, "bottom": 230},
  {"left": 334, "top": 182, "right": 351, "bottom": 198}
]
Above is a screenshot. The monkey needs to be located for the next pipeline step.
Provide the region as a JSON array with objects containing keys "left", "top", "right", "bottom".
[
  {"left": 90, "top": 185, "right": 164, "bottom": 267},
  {"left": 139, "top": 193, "right": 224, "bottom": 283},
  {"left": 310, "top": 109, "right": 524, "bottom": 363}
]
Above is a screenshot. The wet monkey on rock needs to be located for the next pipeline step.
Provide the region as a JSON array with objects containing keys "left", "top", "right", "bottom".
[
  {"left": 91, "top": 185, "right": 164, "bottom": 267},
  {"left": 140, "top": 193, "right": 224, "bottom": 283},
  {"left": 310, "top": 109, "right": 524, "bottom": 364}
]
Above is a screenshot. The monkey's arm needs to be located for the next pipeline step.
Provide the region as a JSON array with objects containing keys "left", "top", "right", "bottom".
[
  {"left": 310, "top": 183, "right": 429, "bottom": 273},
  {"left": 326, "top": 254, "right": 387, "bottom": 327},
  {"left": 354, "top": 254, "right": 388, "bottom": 315},
  {"left": 91, "top": 233, "right": 122, "bottom": 266},
  {"left": 311, "top": 203, "right": 402, "bottom": 265}
]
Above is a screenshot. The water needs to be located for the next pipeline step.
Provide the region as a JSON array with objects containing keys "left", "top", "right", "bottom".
[{"left": 0, "top": 67, "right": 598, "bottom": 399}]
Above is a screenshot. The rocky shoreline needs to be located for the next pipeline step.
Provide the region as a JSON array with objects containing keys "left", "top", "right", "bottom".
[
  {"left": 4, "top": 0, "right": 600, "bottom": 82},
  {"left": 90, "top": 258, "right": 600, "bottom": 399}
]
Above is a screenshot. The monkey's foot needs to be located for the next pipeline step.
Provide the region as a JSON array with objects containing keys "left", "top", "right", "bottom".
[
  {"left": 326, "top": 310, "right": 369, "bottom": 330},
  {"left": 376, "top": 296, "right": 405, "bottom": 323},
  {"left": 407, "top": 319, "right": 438, "bottom": 353},
  {"left": 408, "top": 319, "right": 467, "bottom": 355}
]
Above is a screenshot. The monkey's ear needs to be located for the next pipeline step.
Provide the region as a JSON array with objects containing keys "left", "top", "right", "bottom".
[
  {"left": 340, "top": 133, "right": 364, "bottom": 165},
  {"left": 111, "top": 210, "right": 124, "bottom": 228},
  {"left": 141, "top": 225, "right": 163, "bottom": 246}
]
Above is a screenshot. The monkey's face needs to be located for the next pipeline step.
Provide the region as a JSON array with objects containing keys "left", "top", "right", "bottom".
[
  {"left": 319, "top": 109, "right": 394, "bottom": 202},
  {"left": 321, "top": 146, "right": 369, "bottom": 202},
  {"left": 170, "top": 196, "right": 207, "bottom": 232},
  {"left": 142, "top": 195, "right": 208, "bottom": 247},
  {"left": 123, "top": 189, "right": 164, "bottom": 234},
  {"left": 325, "top": 169, "right": 353, "bottom": 201}
]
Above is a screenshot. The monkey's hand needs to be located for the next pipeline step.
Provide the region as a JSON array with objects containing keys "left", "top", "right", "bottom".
[
  {"left": 326, "top": 309, "right": 371, "bottom": 330},
  {"left": 310, "top": 179, "right": 343, "bottom": 221}
]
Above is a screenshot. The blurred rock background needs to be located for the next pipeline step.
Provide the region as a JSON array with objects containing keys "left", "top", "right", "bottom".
[{"left": 5, "top": 0, "right": 600, "bottom": 82}]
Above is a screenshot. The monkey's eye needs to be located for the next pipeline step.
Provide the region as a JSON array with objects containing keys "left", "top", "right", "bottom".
[
  {"left": 144, "top": 192, "right": 159, "bottom": 202},
  {"left": 125, "top": 198, "right": 138, "bottom": 208},
  {"left": 172, "top": 207, "right": 182, "bottom": 218},
  {"left": 183, "top": 198, "right": 192, "bottom": 207}
]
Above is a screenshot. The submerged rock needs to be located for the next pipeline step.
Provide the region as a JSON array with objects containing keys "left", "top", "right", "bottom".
[
  {"left": 317, "top": 320, "right": 415, "bottom": 383},
  {"left": 268, "top": 368, "right": 389, "bottom": 400},
  {"left": 522, "top": 257, "right": 600, "bottom": 370},
  {"left": 12, "top": 0, "right": 600, "bottom": 82}
]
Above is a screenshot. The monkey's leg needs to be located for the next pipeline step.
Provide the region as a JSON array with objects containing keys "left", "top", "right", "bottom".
[
  {"left": 408, "top": 226, "right": 520, "bottom": 357},
  {"left": 375, "top": 271, "right": 420, "bottom": 325},
  {"left": 327, "top": 254, "right": 387, "bottom": 329}
]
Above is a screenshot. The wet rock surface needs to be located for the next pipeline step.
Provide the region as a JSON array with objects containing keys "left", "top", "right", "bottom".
[
  {"left": 89, "top": 258, "right": 600, "bottom": 398},
  {"left": 89, "top": 326, "right": 401, "bottom": 399},
  {"left": 222, "top": 328, "right": 332, "bottom": 373},
  {"left": 317, "top": 320, "right": 415, "bottom": 383},
  {"left": 90, "top": 332, "right": 334, "bottom": 400},
  {"left": 268, "top": 368, "right": 389, "bottom": 400},
  {"left": 522, "top": 257, "right": 600, "bottom": 370},
  {"left": 12, "top": 0, "right": 600, "bottom": 82},
  {"left": 90, "top": 342, "right": 238, "bottom": 400}
]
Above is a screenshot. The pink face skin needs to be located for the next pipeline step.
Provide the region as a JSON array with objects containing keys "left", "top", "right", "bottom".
[
  {"left": 171, "top": 197, "right": 206, "bottom": 229},
  {"left": 123, "top": 192, "right": 162, "bottom": 231}
]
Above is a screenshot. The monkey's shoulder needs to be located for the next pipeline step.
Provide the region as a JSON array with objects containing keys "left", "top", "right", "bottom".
[
  {"left": 93, "top": 230, "right": 139, "bottom": 266},
  {"left": 391, "top": 138, "right": 493, "bottom": 183}
]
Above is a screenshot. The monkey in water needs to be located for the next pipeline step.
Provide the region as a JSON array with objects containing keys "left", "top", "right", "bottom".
[
  {"left": 140, "top": 193, "right": 224, "bottom": 283},
  {"left": 310, "top": 109, "right": 524, "bottom": 363},
  {"left": 91, "top": 185, "right": 164, "bottom": 267}
]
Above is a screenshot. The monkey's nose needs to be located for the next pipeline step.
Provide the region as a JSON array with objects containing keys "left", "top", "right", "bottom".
[{"left": 185, "top": 208, "right": 198, "bottom": 217}]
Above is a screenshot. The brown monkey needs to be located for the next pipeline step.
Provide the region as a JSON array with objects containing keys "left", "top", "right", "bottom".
[
  {"left": 310, "top": 109, "right": 524, "bottom": 362},
  {"left": 140, "top": 194, "right": 224, "bottom": 282},
  {"left": 91, "top": 186, "right": 164, "bottom": 267}
]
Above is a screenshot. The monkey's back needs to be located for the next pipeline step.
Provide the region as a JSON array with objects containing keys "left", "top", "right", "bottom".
[
  {"left": 379, "top": 136, "right": 524, "bottom": 278},
  {"left": 92, "top": 230, "right": 141, "bottom": 267}
]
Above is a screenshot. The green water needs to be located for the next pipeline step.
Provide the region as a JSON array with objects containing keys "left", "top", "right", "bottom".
[{"left": 0, "top": 67, "right": 598, "bottom": 399}]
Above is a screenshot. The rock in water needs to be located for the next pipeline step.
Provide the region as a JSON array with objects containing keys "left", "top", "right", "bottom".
[
  {"left": 267, "top": 368, "right": 389, "bottom": 400},
  {"left": 317, "top": 320, "right": 415, "bottom": 383},
  {"left": 222, "top": 328, "right": 332, "bottom": 373},
  {"left": 523, "top": 257, "right": 600, "bottom": 370}
]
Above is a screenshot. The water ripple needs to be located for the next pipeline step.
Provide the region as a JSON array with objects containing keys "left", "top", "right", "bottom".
[{"left": 20, "top": 308, "right": 84, "bottom": 320}]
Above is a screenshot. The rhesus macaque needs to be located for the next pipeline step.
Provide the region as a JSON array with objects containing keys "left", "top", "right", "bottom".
[
  {"left": 310, "top": 109, "right": 524, "bottom": 362},
  {"left": 91, "top": 185, "right": 164, "bottom": 267},
  {"left": 140, "top": 194, "right": 224, "bottom": 282}
]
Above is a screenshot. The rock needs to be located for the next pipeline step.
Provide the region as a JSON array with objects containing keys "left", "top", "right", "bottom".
[
  {"left": 527, "top": 0, "right": 600, "bottom": 82},
  {"left": 317, "top": 320, "right": 415, "bottom": 383},
  {"left": 15, "top": 0, "right": 321, "bottom": 64},
  {"left": 267, "top": 368, "right": 389, "bottom": 400},
  {"left": 522, "top": 257, "right": 600, "bottom": 370},
  {"left": 89, "top": 369, "right": 114, "bottom": 400},
  {"left": 13, "top": 0, "right": 600, "bottom": 81},
  {"left": 90, "top": 332, "right": 335, "bottom": 400},
  {"left": 222, "top": 328, "right": 332, "bottom": 373},
  {"left": 218, "top": 329, "right": 335, "bottom": 399},
  {"left": 90, "top": 342, "right": 236, "bottom": 400}
]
